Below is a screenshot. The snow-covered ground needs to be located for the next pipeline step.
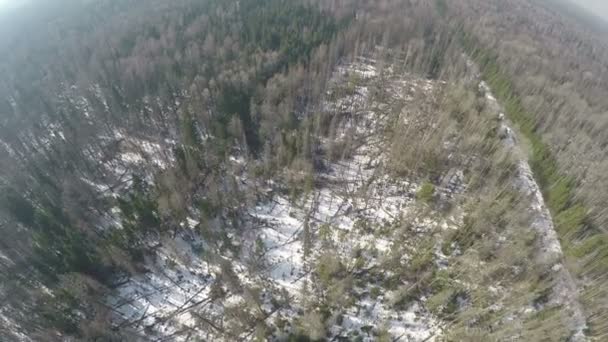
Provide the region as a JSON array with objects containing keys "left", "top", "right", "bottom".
[
  {"left": 107, "top": 235, "right": 216, "bottom": 339},
  {"left": 106, "top": 57, "right": 453, "bottom": 341},
  {"left": 245, "top": 58, "right": 448, "bottom": 340}
]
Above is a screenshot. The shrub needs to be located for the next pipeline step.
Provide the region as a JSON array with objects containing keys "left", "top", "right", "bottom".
[
  {"left": 370, "top": 286, "right": 381, "bottom": 299},
  {"left": 316, "top": 252, "right": 345, "bottom": 286},
  {"left": 296, "top": 311, "right": 326, "bottom": 341},
  {"left": 555, "top": 204, "right": 586, "bottom": 240},
  {"left": 416, "top": 182, "right": 435, "bottom": 203}
]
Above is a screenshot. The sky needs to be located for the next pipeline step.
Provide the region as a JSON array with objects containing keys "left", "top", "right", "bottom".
[
  {"left": 0, "top": 0, "right": 606, "bottom": 22},
  {"left": 574, "top": 0, "right": 608, "bottom": 20},
  {"left": 0, "top": 0, "right": 601, "bottom": 14},
  {"left": 0, "top": 0, "right": 25, "bottom": 10}
]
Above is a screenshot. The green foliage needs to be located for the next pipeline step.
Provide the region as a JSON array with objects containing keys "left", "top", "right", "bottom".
[
  {"left": 333, "top": 72, "right": 361, "bottom": 99},
  {"left": 370, "top": 286, "right": 381, "bottom": 299},
  {"left": 427, "top": 288, "right": 452, "bottom": 315},
  {"left": 430, "top": 270, "right": 452, "bottom": 293},
  {"left": 293, "top": 310, "right": 327, "bottom": 341},
  {"left": 39, "top": 289, "right": 82, "bottom": 335},
  {"left": 255, "top": 237, "right": 266, "bottom": 257},
  {"left": 435, "top": 0, "right": 447, "bottom": 17},
  {"left": 327, "top": 277, "right": 355, "bottom": 309},
  {"left": 409, "top": 246, "right": 434, "bottom": 274},
  {"left": 239, "top": 0, "right": 341, "bottom": 69},
  {"left": 316, "top": 252, "right": 345, "bottom": 287},
  {"left": 0, "top": 0, "right": 350, "bottom": 337},
  {"left": 2, "top": 188, "right": 104, "bottom": 282},
  {"left": 423, "top": 22, "right": 450, "bottom": 79},
  {"left": 1, "top": 188, "right": 35, "bottom": 227},
  {"left": 570, "top": 235, "right": 608, "bottom": 280},
  {"left": 571, "top": 235, "right": 608, "bottom": 259},
  {"left": 376, "top": 326, "right": 391, "bottom": 342},
  {"left": 115, "top": 176, "right": 161, "bottom": 251},
  {"left": 287, "top": 333, "right": 313, "bottom": 342},
  {"left": 353, "top": 255, "right": 366, "bottom": 270},
  {"left": 210, "top": 0, "right": 345, "bottom": 153},
  {"left": 555, "top": 204, "right": 586, "bottom": 239},
  {"left": 460, "top": 30, "right": 608, "bottom": 275},
  {"left": 448, "top": 217, "right": 481, "bottom": 253},
  {"left": 547, "top": 177, "right": 575, "bottom": 213},
  {"left": 216, "top": 84, "right": 259, "bottom": 151},
  {"left": 181, "top": 111, "right": 202, "bottom": 151},
  {"left": 198, "top": 198, "right": 218, "bottom": 219},
  {"left": 416, "top": 182, "right": 435, "bottom": 203},
  {"left": 443, "top": 290, "right": 467, "bottom": 316},
  {"left": 319, "top": 223, "right": 332, "bottom": 242},
  {"left": 427, "top": 278, "right": 468, "bottom": 319}
]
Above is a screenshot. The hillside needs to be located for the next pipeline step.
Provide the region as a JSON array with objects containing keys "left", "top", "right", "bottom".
[{"left": 0, "top": 0, "right": 607, "bottom": 341}]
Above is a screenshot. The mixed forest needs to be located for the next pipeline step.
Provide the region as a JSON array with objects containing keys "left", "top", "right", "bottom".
[{"left": 0, "top": 0, "right": 607, "bottom": 341}]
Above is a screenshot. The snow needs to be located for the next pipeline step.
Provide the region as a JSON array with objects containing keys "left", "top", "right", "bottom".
[
  {"left": 120, "top": 151, "right": 145, "bottom": 164},
  {"left": 0, "top": 250, "right": 12, "bottom": 265},
  {"left": 251, "top": 197, "right": 306, "bottom": 291},
  {"left": 92, "top": 84, "right": 111, "bottom": 114},
  {"left": 94, "top": 130, "right": 176, "bottom": 189},
  {"left": 338, "top": 300, "right": 438, "bottom": 341},
  {"left": 118, "top": 135, "right": 173, "bottom": 169},
  {"left": 107, "top": 57, "right": 448, "bottom": 341},
  {"left": 0, "top": 312, "right": 32, "bottom": 342},
  {"left": 80, "top": 177, "right": 112, "bottom": 194},
  {"left": 341, "top": 57, "right": 378, "bottom": 79},
  {"left": 480, "top": 81, "right": 566, "bottom": 264},
  {"left": 108, "top": 235, "right": 216, "bottom": 340},
  {"left": 479, "top": 80, "right": 588, "bottom": 341},
  {"left": 0, "top": 139, "right": 15, "bottom": 157},
  {"left": 244, "top": 58, "right": 446, "bottom": 340}
]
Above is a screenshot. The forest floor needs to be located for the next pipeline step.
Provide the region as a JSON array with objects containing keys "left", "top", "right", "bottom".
[
  {"left": 105, "top": 55, "right": 586, "bottom": 341},
  {"left": 106, "top": 57, "right": 458, "bottom": 341},
  {"left": 245, "top": 59, "right": 452, "bottom": 341}
]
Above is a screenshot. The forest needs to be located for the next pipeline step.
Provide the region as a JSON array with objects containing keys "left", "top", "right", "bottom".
[{"left": 0, "top": 0, "right": 607, "bottom": 341}]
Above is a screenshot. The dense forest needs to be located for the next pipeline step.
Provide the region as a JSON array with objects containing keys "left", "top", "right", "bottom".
[{"left": 0, "top": 0, "right": 607, "bottom": 341}]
